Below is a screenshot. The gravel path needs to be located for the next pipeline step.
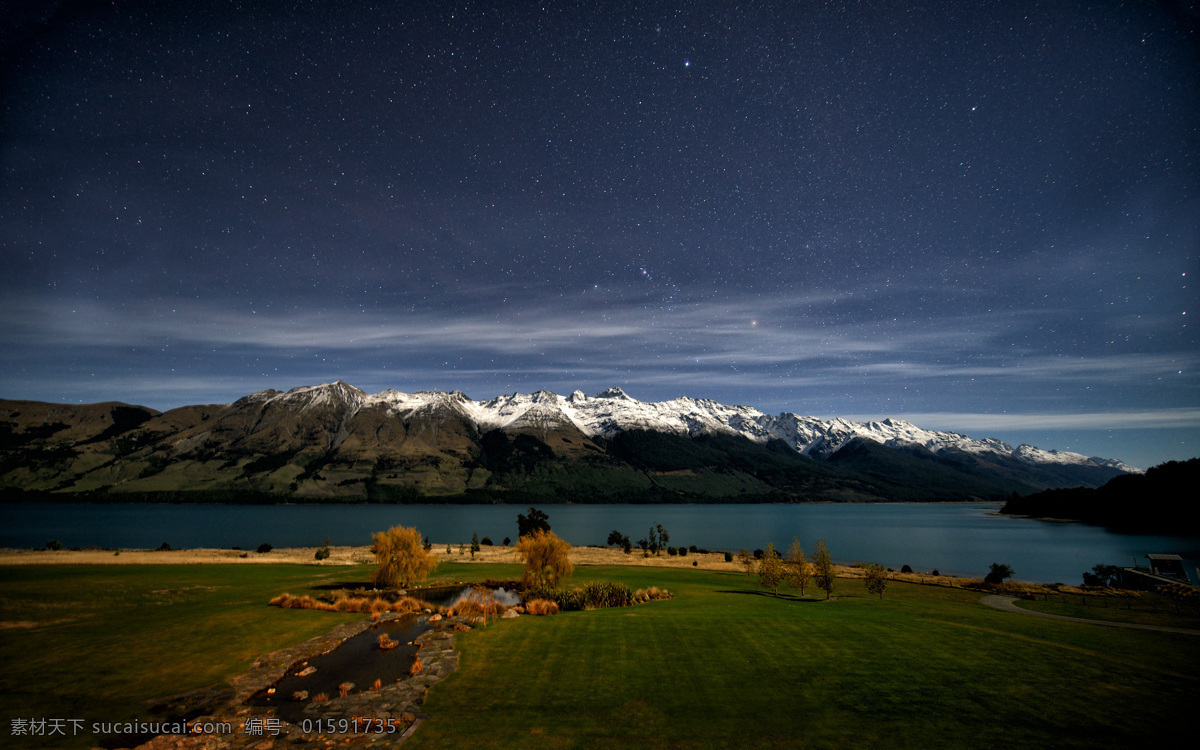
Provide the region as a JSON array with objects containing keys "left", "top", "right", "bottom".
[{"left": 979, "top": 595, "right": 1200, "bottom": 636}]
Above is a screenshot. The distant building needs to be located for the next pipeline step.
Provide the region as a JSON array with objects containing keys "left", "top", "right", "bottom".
[{"left": 1144, "top": 554, "right": 1187, "bottom": 581}]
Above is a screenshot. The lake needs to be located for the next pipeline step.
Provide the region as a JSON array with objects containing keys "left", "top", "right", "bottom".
[{"left": 2, "top": 502, "right": 1197, "bottom": 585}]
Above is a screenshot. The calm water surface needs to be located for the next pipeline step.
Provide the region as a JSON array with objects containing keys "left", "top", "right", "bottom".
[{"left": 2, "top": 502, "right": 1197, "bottom": 585}]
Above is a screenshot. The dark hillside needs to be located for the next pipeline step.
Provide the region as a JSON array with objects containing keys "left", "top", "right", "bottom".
[{"left": 1002, "top": 458, "right": 1200, "bottom": 534}]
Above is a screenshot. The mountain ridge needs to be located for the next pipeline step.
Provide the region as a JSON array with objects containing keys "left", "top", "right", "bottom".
[{"left": 0, "top": 382, "right": 1136, "bottom": 504}]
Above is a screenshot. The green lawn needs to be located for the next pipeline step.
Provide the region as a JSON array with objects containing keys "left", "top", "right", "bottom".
[
  {"left": 1, "top": 562, "right": 1196, "bottom": 749},
  {"left": 415, "top": 564, "right": 1197, "bottom": 749},
  {"left": 0, "top": 564, "right": 362, "bottom": 749}
]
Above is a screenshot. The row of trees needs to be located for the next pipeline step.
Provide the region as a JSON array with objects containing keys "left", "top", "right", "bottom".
[
  {"left": 748, "top": 538, "right": 888, "bottom": 601},
  {"left": 607, "top": 523, "right": 671, "bottom": 556},
  {"left": 748, "top": 538, "right": 838, "bottom": 599}
]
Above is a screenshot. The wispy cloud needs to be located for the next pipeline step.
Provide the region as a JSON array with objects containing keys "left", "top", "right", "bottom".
[{"left": 855, "top": 409, "right": 1200, "bottom": 432}]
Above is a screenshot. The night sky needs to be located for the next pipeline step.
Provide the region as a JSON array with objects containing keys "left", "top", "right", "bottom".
[{"left": 2, "top": 1, "right": 1197, "bottom": 470}]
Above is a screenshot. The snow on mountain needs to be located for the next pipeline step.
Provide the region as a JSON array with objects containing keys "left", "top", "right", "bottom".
[{"left": 237, "top": 382, "right": 1138, "bottom": 472}]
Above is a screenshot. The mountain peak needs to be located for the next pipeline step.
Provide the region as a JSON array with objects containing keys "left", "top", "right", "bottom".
[{"left": 595, "top": 386, "right": 632, "bottom": 400}]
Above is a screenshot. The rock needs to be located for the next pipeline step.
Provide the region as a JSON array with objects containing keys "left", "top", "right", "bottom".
[
  {"left": 338, "top": 681, "right": 355, "bottom": 693},
  {"left": 296, "top": 666, "right": 317, "bottom": 677},
  {"left": 428, "top": 613, "right": 442, "bottom": 622},
  {"left": 291, "top": 690, "right": 309, "bottom": 701},
  {"left": 501, "top": 609, "right": 519, "bottom": 618}
]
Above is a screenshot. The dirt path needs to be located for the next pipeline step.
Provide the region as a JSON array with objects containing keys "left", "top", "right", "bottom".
[{"left": 979, "top": 594, "right": 1200, "bottom": 636}]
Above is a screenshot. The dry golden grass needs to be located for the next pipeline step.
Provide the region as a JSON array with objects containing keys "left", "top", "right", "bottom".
[
  {"left": 268, "top": 591, "right": 435, "bottom": 613},
  {"left": 17, "top": 543, "right": 1041, "bottom": 595},
  {"left": 524, "top": 598, "right": 559, "bottom": 616},
  {"left": 447, "top": 585, "right": 507, "bottom": 620}
]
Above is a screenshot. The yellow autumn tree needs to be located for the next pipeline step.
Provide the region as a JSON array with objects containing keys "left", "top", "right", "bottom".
[
  {"left": 370, "top": 525, "right": 437, "bottom": 588},
  {"left": 517, "top": 528, "right": 573, "bottom": 590}
]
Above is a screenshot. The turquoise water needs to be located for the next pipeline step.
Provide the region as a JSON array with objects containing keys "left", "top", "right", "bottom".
[{"left": 3, "top": 502, "right": 1196, "bottom": 584}]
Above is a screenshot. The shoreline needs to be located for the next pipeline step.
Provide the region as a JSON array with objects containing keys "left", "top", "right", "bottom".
[{"left": 0, "top": 544, "right": 1005, "bottom": 590}]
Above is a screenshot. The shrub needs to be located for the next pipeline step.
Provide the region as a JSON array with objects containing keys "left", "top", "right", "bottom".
[
  {"left": 45, "top": 540, "right": 62, "bottom": 551},
  {"left": 578, "top": 581, "right": 634, "bottom": 609},
  {"left": 931, "top": 568, "right": 940, "bottom": 577},
  {"left": 158, "top": 542, "right": 172, "bottom": 551},
  {"left": 554, "top": 588, "right": 585, "bottom": 611},
  {"left": 315, "top": 547, "right": 331, "bottom": 560},
  {"left": 257, "top": 543, "right": 273, "bottom": 554},
  {"left": 753, "top": 548, "right": 764, "bottom": 560},
  {"left": 667, "top": 546, "right": 678, "bottom": 556},
  {"left": 901, "top": 564, "right": 913, "bottom": 573},
  {"left": 724, "top": 551, "right": 734, "bottom": 562},
  {"left": 480, "top": 536, "right": 493, "bottom": 546},
  {"left": 692, "top": 560, "right": 697, "bottom": 566},
  {"left": 678, "top": 547, "right": 687, "bottom": 556}
]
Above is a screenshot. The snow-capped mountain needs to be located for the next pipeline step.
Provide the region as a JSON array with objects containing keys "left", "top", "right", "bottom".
[
  {"left": 251, "top": 381, "right": 1138, "bottom": 473},
  {"left": 0, "top": 382, "right": 1137, "bottom": 504}
]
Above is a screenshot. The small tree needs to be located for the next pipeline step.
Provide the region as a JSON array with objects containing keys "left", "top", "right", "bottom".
[
  {"left": 517, "top": 507, "right": 551, "bottom": 538},
  {"left": 648, "top": 526, "right": 659, "bottom": 556},
  {"left": 864, "top": 562, "right": 888, "bottom": 600},
  {"left": 517, "top": 529, "right": 573, "bottom": 589},
  {"left": 758, "top": 543, "right": 785, "bottom": 597},
  {"left": 470, "top": 532, "right": 480, "bottom": 559},
  {"left": 607, "top": 529, "right": 626, "bottom": 548},
  {"left": 984, "top": 562, "right": 1014, "bottom": 585},
  {"left": 656, "top": 523, "right": 669, "bottom": 554},
  {"left": 371, "top": 525, "right": 438, "bottom": 588},
  {"left": 1083, "top": 563, "right": 1121, "bottom": 588},
  {"left": 813, "top": 538, "right": 835, "bottom": 600},
  {"left": 737, "top": 548, "right": 756, "bottom": 575},
  {"left": 784, "top": 537, "right": 810, "bottom": 596}
]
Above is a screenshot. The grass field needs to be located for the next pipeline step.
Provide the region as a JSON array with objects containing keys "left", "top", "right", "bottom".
[{"left": 1, "top": 561, "right": 1196, "bottom": 749}]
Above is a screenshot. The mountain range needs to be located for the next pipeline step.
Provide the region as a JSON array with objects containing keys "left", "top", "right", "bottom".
[{"left": 0, "top": 382, "right": 1136, "bottom": 504}]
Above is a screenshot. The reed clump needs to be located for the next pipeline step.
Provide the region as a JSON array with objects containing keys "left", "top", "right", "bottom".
[
  {"left": 447, "top": 585, "right": 507, "bottom": 620},
  {"left": 524, "top": 598, "right": 560, "bottom": 616},
  {"left": 634, "top": 586, "right": 673, "bottom": 603},
  {"left": 268, "top": 591, "right": 433, "bottom": 614}
]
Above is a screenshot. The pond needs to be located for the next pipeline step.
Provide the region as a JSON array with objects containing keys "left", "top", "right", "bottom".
[{"left": 248, "top": 616, "right": 427, "bottom": 725}]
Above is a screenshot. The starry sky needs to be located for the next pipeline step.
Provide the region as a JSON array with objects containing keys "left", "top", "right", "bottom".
[{"left": 2, "top": 0, "right": 1197, "bottom": 470}]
